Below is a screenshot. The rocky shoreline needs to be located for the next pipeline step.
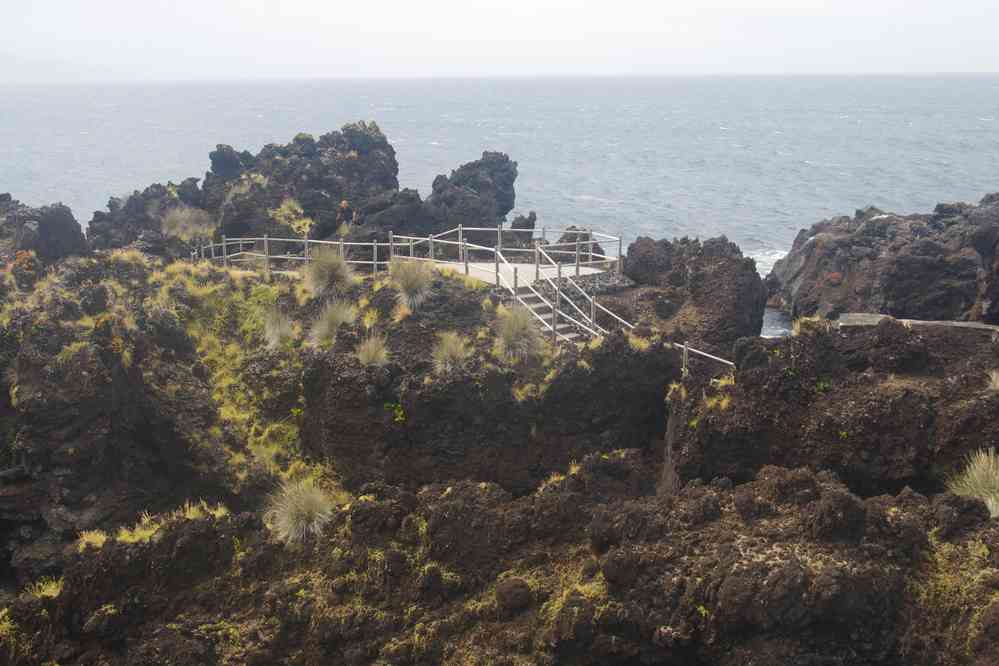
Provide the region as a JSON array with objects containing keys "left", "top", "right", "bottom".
[{"left": 1, "top": 123, "right": 998, "bottom": 665}]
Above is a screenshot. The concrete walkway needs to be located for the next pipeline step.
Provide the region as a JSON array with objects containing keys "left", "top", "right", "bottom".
[
  {"left": 838, "top": 312, "right": 999, "bottom": 333},
  {"left": 431, "top": 260, "right": 605, "bottom": 287}
]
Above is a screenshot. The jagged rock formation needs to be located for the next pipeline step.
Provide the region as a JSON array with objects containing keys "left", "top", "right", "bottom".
[
  {"left": 768, "top": 193, "right": 999, "bottom": 323},
  {"left": 677, "top": 317, "right": 999, "bottom": 495},
  {"left": 356, "top": 151, "right": 519, "bottom": 241},
  {"left": 598, "top": 235, "right": 767, "bottom": 355},
  {"left": 86, "top": 180, "right": 201, "bottom": 257},
  {"left": 0, "top": 194, "right": 87, "bottom": 263},
  {"left": 7, "top": 451, "right": 999, "bottom": 665}
]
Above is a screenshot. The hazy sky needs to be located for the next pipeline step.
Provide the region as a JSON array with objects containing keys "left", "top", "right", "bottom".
[{"left": 4, "top": 0, "right": 999, "bottom": 81}]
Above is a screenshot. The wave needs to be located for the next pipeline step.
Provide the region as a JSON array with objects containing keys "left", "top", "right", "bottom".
[{"left": 747, "top": 247, "right": 788, "bottom": 277}]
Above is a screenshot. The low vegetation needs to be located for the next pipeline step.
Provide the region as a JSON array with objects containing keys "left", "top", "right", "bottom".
[
  {"left": 493, "top": 305, "right": 543, "bottom": 365},
  {"left": 792, "top": 314, "right": 833, "bottom": 336},
  {"left": 948, "top": 448, "right": 999, "bottom": 517},
  {"left": 356, "top": 334, "right": 390, "bottom": 367},
  {"left": 265, "top": 478, "right": 335, "bottom": 545},
  {"left": 264, "top": 307, "right": 294, "bottom": 349},
  {"left": 161, "top": 205, "right": 215, "bottom": 249},
  {"left": 269, "top": 197, "right": 314, "bottom": 238},
  {"left": 432, "top": 331, "right": 472, "bottom": 375},
  {"left": 23, "top": 577, "right": 63, "bottom": 600},
  {"left": 987, "top": 369, "right": 999, "bottom": 392},
  {"left": 309, "top": 299, "right": 356, "bottom": 348},
  {"left": 304, "top": 248, "right": 354, "bottom": 297},
  {"left": 390, "top": 258, "right": 434, "bottom": 310}
]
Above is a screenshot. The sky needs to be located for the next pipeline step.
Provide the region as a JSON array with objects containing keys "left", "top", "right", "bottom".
[{"left": 3, "top": 0, "right": 999, "bottom": 81}]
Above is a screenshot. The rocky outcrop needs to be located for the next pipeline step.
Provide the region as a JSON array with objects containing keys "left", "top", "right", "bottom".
[
  {"left": 0, "top": 194, "right": 87, "bottom": 263},
  {"left": 677, "top": 317, "right": 999, "bottom": 495},
  {"left": 86, "top": 180, "right": 202, "bottom": 257},
  {"left": 600, "top": 235, "right": 767, "bottom": 355},
  {"left": 0, "top": 255, "right": 233, "bottom": 586},
  {"left": 356, "top": 151, "right": 519, "bottom": 240},
  {"left": 768, "top": 193, "right": 999, "bottom": 323},
  {"left": 9, "top": 452, "right": 996, "bottom": 666},
  {"left": 203, "top": 122, "right": 400, "bottom": 239}
]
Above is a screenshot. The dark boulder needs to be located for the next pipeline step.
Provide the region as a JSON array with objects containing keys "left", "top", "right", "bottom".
[{"left": 0, "top": 196, "right": 87, "bottom": 262}]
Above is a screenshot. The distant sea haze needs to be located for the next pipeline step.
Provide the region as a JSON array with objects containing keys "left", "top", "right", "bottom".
[{"left": 2, "top": 76, "right": 998, "bottom": 276}]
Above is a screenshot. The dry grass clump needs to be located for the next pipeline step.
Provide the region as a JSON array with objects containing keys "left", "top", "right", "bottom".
[
  {"left": 23, "top": 577, "right": 63, "bottom": 600},
  {"left": 987, "top": 369, "right": 999, "bottom": 392},
  {"left": 309, "top": 299, "right": 356, "bottom": 348},
  {"left": 432, "top": 331, "right": 472, "bottom": 375},
  {"left": 948, "top": 448, "right": 999, "bottom": 517},
  {"left": 304, "top": 248, "right": 354, "bottom": 297},
  {"left": 356, "top": 334, "right": 390, "bottom": 367},
  {"left": 162, "top": 205, "right": 215, "bottom": 245},
  {"left": 264, "top": 307, "right": 294, "bottom": 349},
  {"left": 76, "top": 529, "right": 108, "bottom": 553},
  {"left": 792, "top": 314, "right": 832, "bottom": 336},
  {"left": 493, "top": 305, "right": 543, "bottom": 365},
  {"left": 390, "top": 258, "right": 434, "bottom": 310},
  {"left": 265, "top": 478, "right": 335, "bottom": 545}
]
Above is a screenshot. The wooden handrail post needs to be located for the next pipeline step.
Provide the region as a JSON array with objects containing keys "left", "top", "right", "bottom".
[
  {"left": 591, "top": 292, "right": 596, "bottom": 325},
  {"left": 458, "top": 224, "right": 464, "bottom": 263},
  {"left": 429, "top": 234, "right": 435, "bottom": 262},
  {"left": 263, "top": 234, "right": 271, "bottom": 281},
  {"left": 410, "top": 239, "right": 414, "bottom": 258},
  {"left": 575, "top": 237, "right": 580, "bottom": 277},
  {"left": 541, "top": 226, "right": 547, "bottom": 243},
  {"left": 210, "top": 240, "right": 216, "bottom": 261},
  {"left": 372, "top": 240, "right": 378, "bottom": 276},
  {"left": 494, "top": 249, "right": 500, "bottom": 287},
  {"left": 496, "top": 223, "right": 502, "bottom": 251},
  {"left": 464, "top": 239, "right": 470, "bottom": 276},
  {"left": 534, "top": 241, "right": 540, "bottom": 282},
  {"left": 339, "top": 238, "right": 345, "bottom": 259},
  {"left": 221, "top": 234, "right": 228, "bottom": 267},
  {"left": 513, "top": 266, "right": 518, "bottom": 292},
  {"left": 557, "top": 261, "right": 562, "bottom": 282},
  {"left": 304, "top": 237, "right": 310, "bottom": 261},
  {"left": 388, "top": 231, "right": 394, "bottom": 263}
]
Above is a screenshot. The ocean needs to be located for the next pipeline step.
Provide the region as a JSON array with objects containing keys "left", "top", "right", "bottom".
[{"left": 2, "top": 76, "right": 998, "bottom": 280}]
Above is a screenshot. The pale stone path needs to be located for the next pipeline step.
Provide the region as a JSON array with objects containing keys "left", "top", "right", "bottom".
[{"left": 431, "top": 259, "right": 604, "bottom": 287}]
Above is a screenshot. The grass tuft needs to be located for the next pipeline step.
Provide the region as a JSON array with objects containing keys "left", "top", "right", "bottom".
[
  {"left": 265, "top": 479, "right": 335, "bottom": 545},
  {"left": 23, "top": 577, "right": 63, "bottom": 599},
  {"left": 303, "top": 248, "right": 354, "bottom": 297},
  {"left": 792, "top": 314, "right": 832, "bottom": 336},
  {"left": 76, "top": 529, "right": 108, "bottom": 553},
  {"left": 390, "top": 258, "right": 434, "bottom": 310},
  {"left": 309, "top": 299, "right": 356, "bottom": 348},
  {"left": 264, "top": 308, "right": 294, "bottom": 349},
  {"left": 987, "top": 369, "right": 999, "bottom": 392},
  {"left": 432, "top": 331, "right": 472, "bottom": 375},
  {"left": 356, "top": 334, "right": 390, "bottom": 367},
  {"left": 493, "top": 305, "right": 543, "bottom": 365},
  {"left": 948, "top": 448, "right": 999, "bottom": 517}
]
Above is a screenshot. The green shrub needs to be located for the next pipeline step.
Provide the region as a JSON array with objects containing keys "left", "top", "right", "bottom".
[
  {"left": 493, "top": 305, "right": 543, "bottom": 365},
  {"left": 390, "top": 258, "right": 433, "bottom": 310},
  {"left": 432, "top": 331, "right": 472, "bottom": 375},
  {"left": 356, "top": 334, "right": 390, "bottom": 367},
  {"left": 948, "top": 448, "right": 999, "bottom": 517},
  {"left": 269, "top": 198, "right": 314, "bottom": 238},
  {"left": 264, "top": 308, "right": 294, "bottom": 349},
  {"left": 265, "top": 479, "right": 335, "bottom": 545},
  {"left": 304, "top": 248, "right": 354, "bottom": 297},
  {"left": 309, "top": 299, "right": 356, "bottom": 348}
]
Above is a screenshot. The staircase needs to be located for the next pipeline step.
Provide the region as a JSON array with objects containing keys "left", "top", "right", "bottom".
[{"left": 514, "top": 285, "right": 585, "bottom": 343}]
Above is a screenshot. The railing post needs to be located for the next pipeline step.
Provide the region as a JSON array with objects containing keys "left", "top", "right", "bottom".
[
  {"left": 372, "top": 240, "right": 378, "bottom": 276},
  {"left": 618, "top": 236, "right": 623, "bottom": 275},
  {"left": 591, "top": 292, "right": 596, "bottom": 325},
  {"left": 587, "top": 228, "right": 593, "bottom": 264},
  {"left": 552, "top": 289, "right": 560, "bottom": 345},
  {"left": 221, "top": 234, "right": 228, "bottom": 267},
  {"left": 304, "top": 237, "right": 310, "bottom": 261},
  {"left": 263, "top": 234, "right": 271, "bottom": 281},
  {"left": 464, "top": 239, "right": 470, "bottom": 276},
  {"left": 513, "top": 266, "right": 518, "bottom": 292},
  {"left": 388, "top": 231, "right": 394, "bottom": 262},
  {"left": 410, "top": 240, "right": 414, "bottom": 258},
  {"left": 339, "top": 238, "right": 345, "bottom": 259},
  {"left": 557, "top": 261, "right": 562, "bottom": 282},
  {"left": 494, "top": 249, "right": 500, "bottom": 287},
  {"left": 575, "top": 237, "right": 580, "bottom": 277},
  {"left": 210, "top": 240, "right": 216, "bottom": 262},
  {"left": 497, "top": 223, "right": 502, "bottom": 251},
  {"left": 534, "top": 242, "right": 540, "bottom": 282},
  {"left": 458, "top": 224, "right": 464, "bottom": 263},
  {"left": 429, "top": 234, "right": 435, "bottom": 263},
  {"left": 542, "top": 226, "right": 547, "bottom": 243}
]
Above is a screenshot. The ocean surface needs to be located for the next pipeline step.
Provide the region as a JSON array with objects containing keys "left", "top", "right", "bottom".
[{"left": 3, "top": 76, "right": 999, "bottom": 281}]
